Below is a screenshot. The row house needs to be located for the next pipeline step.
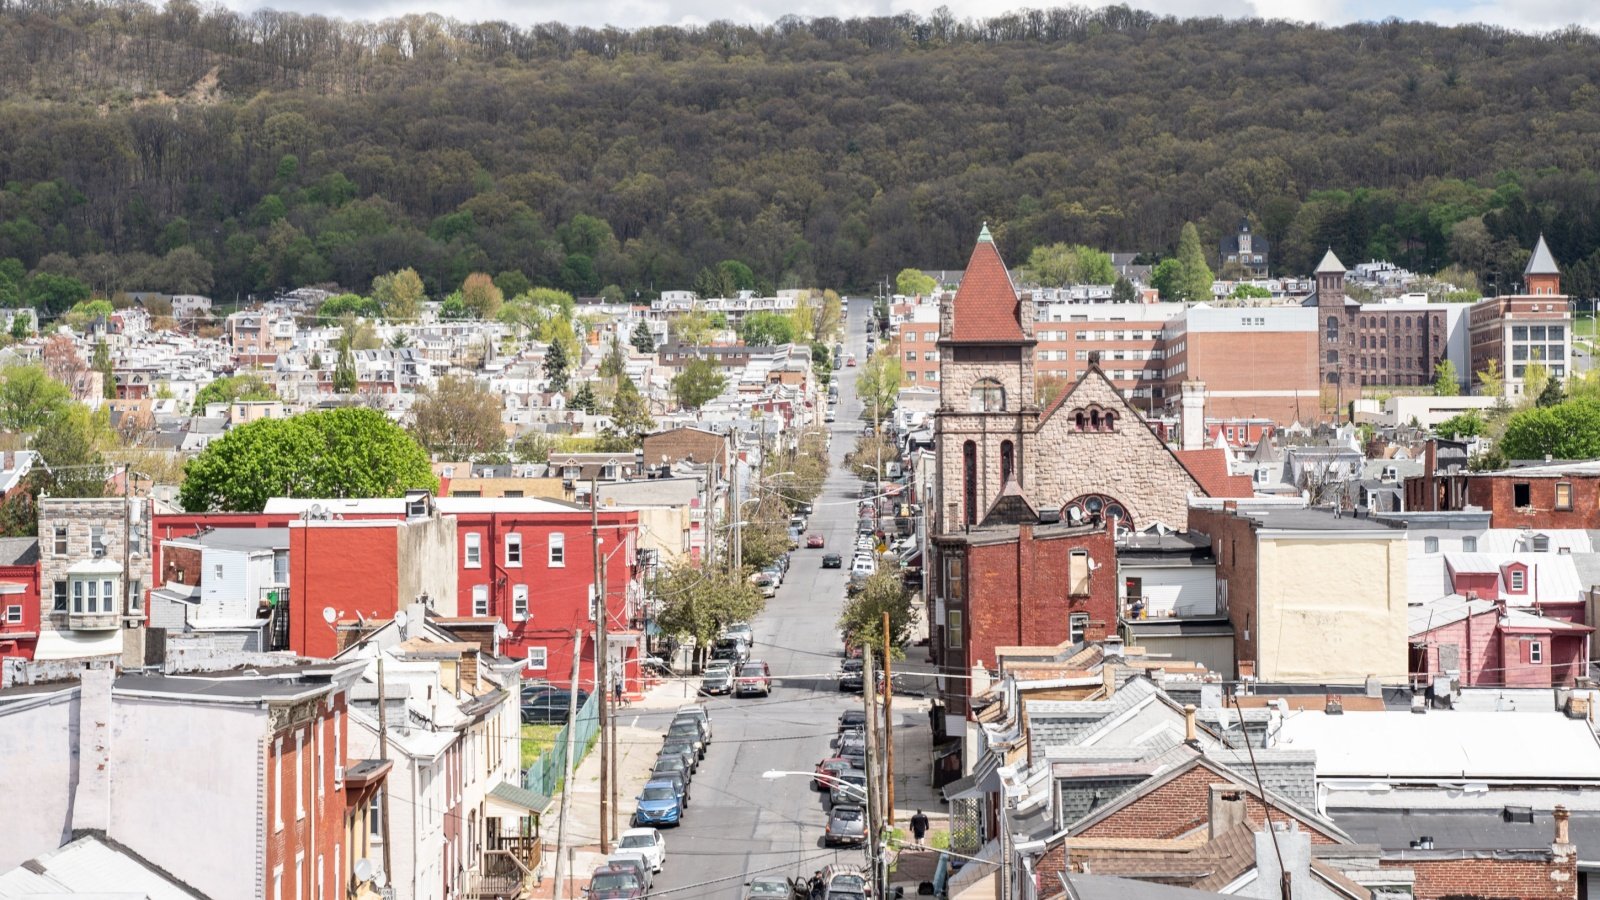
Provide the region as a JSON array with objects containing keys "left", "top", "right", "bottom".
[
  {"left": 337, "top": 610, "right": 531, "bottom": 900},
  {"left": 226, "top": 308, "right": 297, "bottom": 366},
  {"left": 0, "top": 662, "right": 391, "bottom": 900},
  {"left": 34, "top": 496, "right": 150, "bottom": 668},
  {"left": 1407, "top": 455, "right": 1600, "bottom": 530},
  {"left": 0, "top": 537, "right": 39, "bottom": 663}
]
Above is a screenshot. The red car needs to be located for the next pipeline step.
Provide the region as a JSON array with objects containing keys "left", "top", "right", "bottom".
[
  {"left": 736, "top": 660, "right": 772, "bottom": 697},
  {"left": 806, "top": 533, "right": 825, "bottom": 548},
  {"left": 846, "top": 355, "right": 857, "bottom": 367},
  {"left": 813, "top": 756, "right": 849, "bottom": 791}
]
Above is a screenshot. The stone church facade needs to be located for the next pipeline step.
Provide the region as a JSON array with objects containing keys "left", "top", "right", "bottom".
[{"left": 932, "top": 228, "right": 1205, "bottom": 538}]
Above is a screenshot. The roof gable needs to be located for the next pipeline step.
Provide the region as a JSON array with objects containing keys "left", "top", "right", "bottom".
[
  {"left": 1525, "top": 234, "right": 1560, "bottom": 276},
  {"left": 1315, "top": 249, "right": 1346, "bottom": 274},
  {"left": 1039, "top": 365, "right": 1208, "bottom": 501},
  {"left": 949, "top": 232, "right": 1026, "bottom": 343}
]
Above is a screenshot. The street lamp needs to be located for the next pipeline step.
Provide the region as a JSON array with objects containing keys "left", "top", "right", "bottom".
[{"left": 763, "top": 767, "right": 884, "bottom": 890}]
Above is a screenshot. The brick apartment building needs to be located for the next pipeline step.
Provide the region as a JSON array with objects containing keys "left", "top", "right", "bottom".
[
  {"left": 1469, "top": 235, "right": 1572, "bottom": 398},
  {"left": 1160, "top": 305, "right": 1320, "bottom": 424},
  {"left": 1407, "top": 456, "right": 1600, "bottom": 530},
  {"left": 1312, "top": 248, "right": 1449, "bottom": 392}
]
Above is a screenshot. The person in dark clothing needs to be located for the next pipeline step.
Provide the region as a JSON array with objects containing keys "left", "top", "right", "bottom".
[{"left": 910, "top": 809, "right": 930, "bottom": 843}]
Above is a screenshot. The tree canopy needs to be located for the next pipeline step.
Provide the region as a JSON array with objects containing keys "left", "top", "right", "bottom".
[
  {"left": 193, "top": 374, "right": 276, "bottom": 413},
  {"left": 409, "top": 375, "right": 506, "bottom": 460},
  {"left": 1021, "top": 244, "right": 1114, "bottom": 286},
  {"left": 671, "top": 356, "right": 727, "bottom": 410},
  {"left": 4, "top": 3, "right": 1600, "bottom": 301},
  {"left": 179, "top": 407, "right": 438, "bottom": 512},
  {"left": 1498, "top": 398, "right": 1600, "bottom": 461}
]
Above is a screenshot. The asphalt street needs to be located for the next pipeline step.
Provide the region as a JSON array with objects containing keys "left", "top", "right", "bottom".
[{"left": 643, "top": 298, "right": 880, "bottom": 898}]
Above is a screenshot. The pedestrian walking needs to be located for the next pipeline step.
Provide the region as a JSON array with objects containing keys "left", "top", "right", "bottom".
[{"left": 910, "top": 809, "right": 930, "bottom": 844}]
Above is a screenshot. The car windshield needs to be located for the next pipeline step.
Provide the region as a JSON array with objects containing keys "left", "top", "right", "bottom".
[
  {"left": 654, "top": 759, "right": 684, "bottom": 772},
  {"left": 641, "top": 786, "right": 675, "bottom": 801},
  {"left": 591, "top": 873, "right": 640, "bottom": 890},
  {"left": 841, "top": 659, "right": 863, "bottom": 672},
  {"left": 662, "top": 742, "right": 692, "bottom": 754},
  {"left": 827, "top": 891, "right": 865, "bottom": 900},
  {"left": 749, "top": 880, "right": 790, "bottom": 896},
  {"left": 738, "top": 664, "right": 764, "bottom": 676},
  {"left": 620, "top": 835, "right": 654, "bottom": 849},
  {"left": 831, "top": 807, "right": 863, "bottom": 821},
  {"left": 668, "top": 724, "right": 697, "bottom": 736}
]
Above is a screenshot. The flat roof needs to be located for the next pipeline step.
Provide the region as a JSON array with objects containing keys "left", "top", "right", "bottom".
[
  {"left": 1226, "top": 507, "right": 1404, "bottom": 533},
  {"left": 1277, "top": 710, "right": 1600, "bottom": 782},
  {"left": 171, "top": 527, "right": 289, "bottom": 552},
  {"left": 115, "top": 668, "right": 341, "bottom": 703}
]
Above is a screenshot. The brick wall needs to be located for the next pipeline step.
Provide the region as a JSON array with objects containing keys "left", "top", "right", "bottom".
[
  {"left": 1178, "top": 330, "right": 1320, "bottom": 424},
  {"left": 1076, "top": 765, "right": 1340, "bottom": 843},
  {"left": 1382, "top": 854, "right": 1576, "bottom": 900},
  {"left": 961, "top": 524, "right": 1116, "bottom": 669},
  {"left": 1468, "top": 476, "right": 1600, "bottom": 530},
  {"left": 1188, "top": 507, "right": 1259, "bottom": 671}
]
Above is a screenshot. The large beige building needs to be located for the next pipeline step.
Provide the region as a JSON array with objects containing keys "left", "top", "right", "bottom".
[{"left": 1190, "top": 502, "right": 1409, "bottom": 684}]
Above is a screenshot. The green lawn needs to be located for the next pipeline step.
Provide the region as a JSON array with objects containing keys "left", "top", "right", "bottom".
[
  {"left": 1575, "top": 314, "right": 1596, "bottom": 338},
  {"left": 520, "top": 724, "right": 562, "bottom": 769}
]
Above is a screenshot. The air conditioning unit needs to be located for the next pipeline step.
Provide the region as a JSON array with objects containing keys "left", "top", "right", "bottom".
[{"left": 334, "top": 765, "right": 345, "bottom": 785}]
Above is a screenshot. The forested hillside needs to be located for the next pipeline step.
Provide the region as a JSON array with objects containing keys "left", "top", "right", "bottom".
[{"left": 2, "top": 0, "right": 1600, "bottom": 306}]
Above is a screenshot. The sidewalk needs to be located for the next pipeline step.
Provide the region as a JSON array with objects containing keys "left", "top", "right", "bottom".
[{"left": 528, "top": 677, "right": 691, "bottom": 898}]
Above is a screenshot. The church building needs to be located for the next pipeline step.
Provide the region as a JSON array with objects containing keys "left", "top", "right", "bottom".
[{"left": 927, "top": 227, "right": 1223, "bottom": 768}]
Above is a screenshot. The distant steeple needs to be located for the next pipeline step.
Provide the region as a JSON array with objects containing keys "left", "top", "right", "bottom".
[
  {"left": 1315, "top": 248, "right": 1346, "bottom": 275},
  {"left": 977, "top": 222, "right": 994, "bottom": 244},
  {"left": 1525, "top": 234, "right": 1560, "bottom": 276}
]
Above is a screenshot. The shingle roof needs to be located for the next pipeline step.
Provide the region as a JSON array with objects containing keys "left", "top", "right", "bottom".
[
  {"left": 1315, "top": 248, "right": 1347, "bottom": 275},
  {"left": 1173, "top": 449, "right": 1254, "bottom": 499},
  {"left": 949, "top": 233, "right": 1026, "bottom": 343},
  {"left": 1525, "top": 234, "right": 1560, "bottom": 276}
]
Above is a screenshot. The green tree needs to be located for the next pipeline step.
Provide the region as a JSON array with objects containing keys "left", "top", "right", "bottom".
[
  {"left": 895, "top": 268, "right": 936, "bottom": 297},
  {"left": 65, "top": 299, "right": 114, "bottom": 332},
  {"left": 740, "top": 311, "right": 796, "bottom": 346},
  {"left": 838, "top": 567, "right": 918, "bottom": 660},
  {"left": 1175, "top": 222, "right": 1215, "bottom": 302},
  {"left": 1111, "top": 278, "right": 1137, "bottom": 303},
  {"left": 1022, "top": 243, "right": 1115, "bottom": 286},
  {"left": 1035, "top": 372, "right": 1071, "bottom": 409},
  {"left": 1499, "top": 398, "right": 1600, "bottom": 461},
  {"left": 607, "top": 377, "right": 655, "bottom": 439},
  {"left": 855, "top": 347, "right": 901, "bottom": 422},
  {"left": 0, "top": 364, "right": 70, "bottom": 430},
  {"left": 1149, "top": 259, "right": 1184, "bottom": 300},
  {"left": 1435, "top": 410, "right": 1485, "bottom": 439},
  {"left": 1433, "top": 359, "right": 1461, "bottom": 396},
  {"left": 1523, "top": 356, "right": 1550, "bottom": 406},
  {"left": 512, "top": 431, "right": 555, "bottom": 464},
  {"left": 409, "top": 374, "right": 506, "bottom": 460},
  {"left": 652, "top": 561, "right": 765, "bottom": 667},
  {"left": 1476, "top": 358, "right": 1504, "bottom": 399},
  {"left": 599, "top": 337, "right": 627, "bottom": 379},
  {"left": 1229, "top": 284, "right": 1273, "bottom": 300},
  {"left": 543, "top": 339, "right": 570, "bottom": 393},
  {"left": 671, "top": 356, "right": 727, "bottom": 410},
  {"left": 631, "top": 320, "right": 656, "bottom": 354},
  {"left": 493, "top": 270, "right": 532, "bottom": 302},
  {"left": 1537, "top": 375, "right": 1565, "bottom": 408},
  {"left": 32, "top": 403, "right": 114, "bottom": 498},
  {"left": 178, "top": 407, "right": 438, "bottom": 512},
  {"left": 24, "top": 273, "right": 89, "bottom": 316},
  {"left": 91, "top": 341, "right": 115, "bottom": 399},
  {"left": 371, "top": 268, "right": 425, "bottom": 321},
  {"left": 333, "top": 330, "right": 357, "bottom": 393},
  {"left": 671, "top": 311, "right": 716, "bottom": 346},
  {"left": 570, "top": 383, "right": 599, "bottom": 414}
]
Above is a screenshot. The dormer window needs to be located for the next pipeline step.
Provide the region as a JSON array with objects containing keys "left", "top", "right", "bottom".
[
  {"left": 1531, "top": 533, "right": 1551, "bottom": 553},
  {"left": 970, "top": 379, "right": 1005, "bottom": 412}
]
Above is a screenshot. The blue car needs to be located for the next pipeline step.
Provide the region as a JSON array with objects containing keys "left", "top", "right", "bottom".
[{"left": 632, "top": 779, "right": 683, "bottom": 827}]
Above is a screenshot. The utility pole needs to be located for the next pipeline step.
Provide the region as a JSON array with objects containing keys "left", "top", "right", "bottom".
[
  {"left": 377, "top": 654, "right": 392, "bottom": 884},
  {"left": 882, "top": 610, "right": 895, "bottom": 827},
  {"left": 731, "top": 457, "right": 741, "bottom": 573},
  {"left": 862, "top": 649, "right": 885, "bottom": 899},
  {"left": 591, "top": 479, "right": 610, "bottom": 853},
  {"left": 606, "top": 553, "right": 619, "bottom": 843},
  {"left": 552, "top": 630, "right": 584, "bottom": 900}
]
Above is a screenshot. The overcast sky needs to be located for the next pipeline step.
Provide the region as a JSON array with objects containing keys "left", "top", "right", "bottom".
[{"left": 213, "top": 0, "right": 1600, "bottom": 35}]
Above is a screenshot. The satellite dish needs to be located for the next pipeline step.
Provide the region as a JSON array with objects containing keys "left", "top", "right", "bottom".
[
  {"left": 373, "top": 871, "right": 387, "bottom": 889},
  {"left": 494, "top": 622, "right": 511, "bottom": 639},
  {"left": 308, "top": 503, "right": 325, "bottom": 519},
  {"left": 322, "top": 607, "right": 337, "bottom": 625},
  {"left": 393, "top": 610, "right": 409, "bottom": 631},
  {"left": 353, "top": 860, "right": 374, "bottom": 883}
]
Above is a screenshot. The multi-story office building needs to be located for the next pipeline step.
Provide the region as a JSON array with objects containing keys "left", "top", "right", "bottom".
[{"left": 1469, "top": 236, "right": 1572, "bottom": 398}]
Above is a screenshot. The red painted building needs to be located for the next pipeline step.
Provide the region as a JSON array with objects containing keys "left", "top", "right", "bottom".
[
  {"left": 153, "top": 495, "right": 643, "bottom": 691},
  {"left": 0, "top": 538, "right": 40, "bottom": 661},
  {"left": 1407, "top": 457, "right": 1600, "bottom": 530}
]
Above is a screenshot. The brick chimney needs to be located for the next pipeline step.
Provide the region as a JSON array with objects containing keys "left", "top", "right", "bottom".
[
  {"left": 1554, "top": 805, "right": 1572, "bottom": 850},
  {"left": 1181, "top": 381, "right": 1207, "bottom": 452},
  {"left": 1422, "top": 439, "right": 1438, "bottom": 512}
]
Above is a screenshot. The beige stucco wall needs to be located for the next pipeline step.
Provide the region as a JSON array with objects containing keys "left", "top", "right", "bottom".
[
  {"left": 630, "top": 505, "right": 692, "bottom": 568},
  {"left": 1255, "top": 535, "right": 1408, "bottom": 684},
  {"left": 397, "top": 515, "right": 459, "bottom": 616}
]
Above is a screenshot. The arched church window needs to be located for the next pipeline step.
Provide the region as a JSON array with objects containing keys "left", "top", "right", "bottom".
[
  {"left": 970, "top": 379, "right": 1006, "bottom": 412},
  {"left": 963, "top": 441, "right": 977, "bottom": 527},
  {"left": 1000, "top": 440, "right": 1015, "bottom": 484}
]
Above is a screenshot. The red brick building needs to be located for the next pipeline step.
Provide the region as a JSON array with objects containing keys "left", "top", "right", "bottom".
[
  {"left": 0, "top": 538, "right": 39, "bottom": 662},
  {"left": 1468, "top": 235, "right": 1572, "bottom": 399},
  {"left": 1406, "top": 457, "right": 1600, "bottom": 530}
]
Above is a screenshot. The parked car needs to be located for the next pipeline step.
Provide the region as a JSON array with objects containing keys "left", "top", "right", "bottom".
[
  {"left": 806, "top": 533, "right": 826, "bottom": 548},
  {"left": 671, "top": 711, "right": 711, "bottom": 746},
  {"left": 675, "top": 703, "right": 713, "bottom": 740},
  {"left": 604, "top": 852, "right": 653, "bottom": 891},
  {"left": 829, "top": 769, "right": 868, "bottom": 807},
  {"left": 658, "top": 741, "right": 697, "bottom": 775},
  {"left": 722, "top": 623, "right": 753, "bottom": 645},
  {"left": 856, "top": 517, "right": 876, "bottom": 535},
  {"left": 586, "top": 864, "right": 647, "bottom": 899},
  {"left": 521, "top": 690, "right": 589, "bottom": 724},
  {"left": 839, "top": 658, "right": 864, "bottom": 693},
  {"left": 713, "top": 637, "right": 750, "bottom": 664},
  {"left": 735, "top": 661, "right": 772, "bottom": 697},
  {"left": 651, "top": 756, "right": 692, "bottom": 787},
  {"left": 814, "top": 756, "right": 850, "bottom": 791},
  {"left": 665, "top": 720, "right": 706, "bottom": 758},
  {"left": 822, "top": 553, "right": 843, "bottom": 569},
  {"left": 824, "top": 409, "right": 836, "bottom": 422},
  {"left": 700, "top": 663, "right": 735, "bottom": 696},
  {"left": 745, "top": 876, "right": 794, "bottom": 899},
  {"left": 824, "top": 804, "right": 867, "bottom": 846},
  {"left": 618, "top": 828, "right": 665, "bottom": 873},
  {"left": 849, "top": 556, "right": 876, "bottom": 577},
  {"left": 632, "top": 780, "right": 684, "bottom": 828},
  {"left": 846, "top": 355, "right": 857, "bottom": 366},
  {"left": 820, "top": 865, "right": 871, "bottom": 900},
  {"left": 838, "top": 709, "right": 867, "bottom": 732}
]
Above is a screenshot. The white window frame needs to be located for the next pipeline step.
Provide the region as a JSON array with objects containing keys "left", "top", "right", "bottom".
[
  {"left": 1510, "top": 569, "right": 1526, "bottom": 592},
  {"left": 4, "top": 605, "right": 20, "bottom": 624},
  {"left": 53, "top": 526, "right": 67, "bottom": 556},
  {"left": 1423, "top": 536, "right": 1439, "bottom": 554},
  {"left": 513, "top": 585, "right": 529, "bottom": 622},
  {"left": 526, "top": 646, "right": 548, "bottom": 670},
  {"left": 274, "top": 739, "right": 284, "bottom": 832},
  {"left": 472, "top": 584, "right": 489, "bottom": 616},
  {"left": 296, "top": 732, "right": 306, "bottom": 820},
  {"left": 1530, "top": 640, "right": 1544, "bottom": 664},
  {"left": 464, "top": 533, "right": 482, "bottom": 568},
  {"left": 273, "top": 866, "right": 284, "bottom": 900},
  {"left": 295, "top": 852, "right": 304, "bottom": 900},
  {"left": 1069, "top": 613, "right": 1090, "bottom": 644},
  {"left": 548, "top": 532, "right": 565, "bottom": 567},
  {"left": 506, "top": 532, "right": 522, "bottom": 567}
]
